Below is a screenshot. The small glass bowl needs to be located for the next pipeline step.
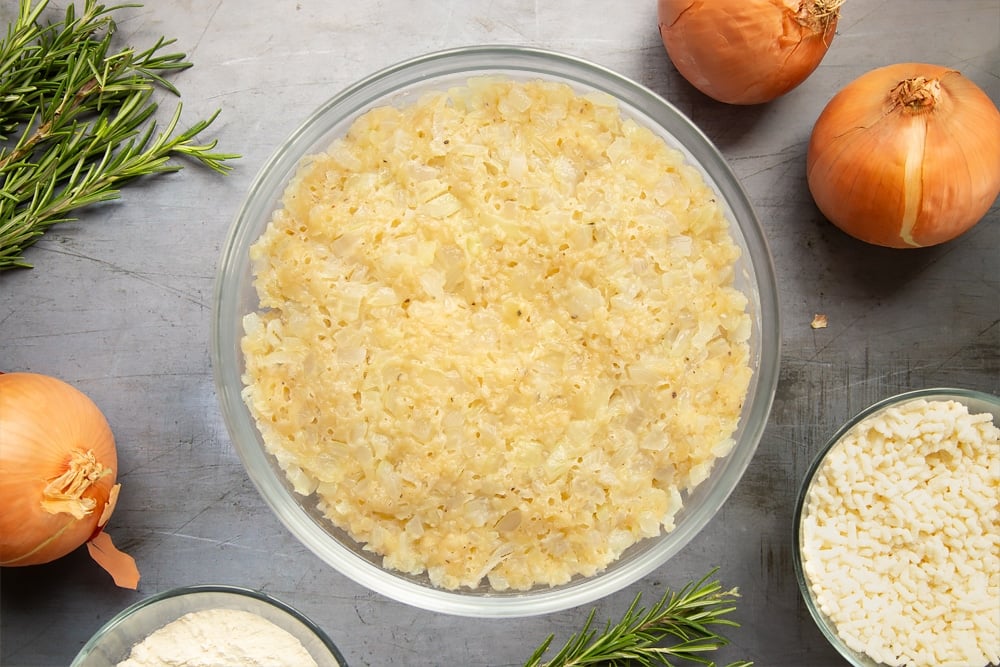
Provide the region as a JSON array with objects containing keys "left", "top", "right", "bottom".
[
  {"left": 212, "top": 45, "right": 781, "bottom": 617},
  {"left": 70, "top": 585, "right": 347, "bottom": 667},
  {"left": 792, "top": 388, "right": 1000, "bottom": 667}
]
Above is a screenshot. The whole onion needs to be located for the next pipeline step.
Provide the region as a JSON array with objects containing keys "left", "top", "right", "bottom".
[
  {"left": 0, "top": 372, "right": 139, "bottom": 587},
  {"left": 657, "top": 0, "right": 844, "bottom": 105},
  {"left": 807, "top": 63, "right": 1000, "bottom": 248}
]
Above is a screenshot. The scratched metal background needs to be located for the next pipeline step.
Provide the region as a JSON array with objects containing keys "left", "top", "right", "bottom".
[{"left": 1, "top": 1, "right": 998, "bottom": 665}]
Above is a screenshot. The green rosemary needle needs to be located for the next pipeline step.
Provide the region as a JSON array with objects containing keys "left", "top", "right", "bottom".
[
  {"left": 523, "top": 570, "right": 753, "bottom": 667},
  {"left": 0, "top": 0, "right": 239, "bottom": 270}
]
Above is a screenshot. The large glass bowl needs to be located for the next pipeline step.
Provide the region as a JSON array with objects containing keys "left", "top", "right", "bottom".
[
  {"left": 212, "top": 45, "right": 780, "bottom": 617},
  {"left": 70, "top": 585, "right": 347, "bottom": 667},
  {"left": 793, "top": 388, "right": 1000, "bottom": 667}
]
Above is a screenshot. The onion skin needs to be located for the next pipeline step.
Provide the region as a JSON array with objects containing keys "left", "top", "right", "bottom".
[
  {"left": 657, "top": 0, "right": 841, "bottom": 105},
  {"left": 807, "top": 63, "right": 1000, "bottom": 248},
  {"left": 0, "top": 372, "right": 117, "bottom": 566}
]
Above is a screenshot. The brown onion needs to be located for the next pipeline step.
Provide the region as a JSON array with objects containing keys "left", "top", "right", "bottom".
[
  {"left": 0, "top": 372, "right": 139, "bottom": 587},
  {"left": 807, "top": 63, "right": 1000, "bottom": 248},
  {"left": 657, "top": 0, "right": 843, "bottom": 105}
]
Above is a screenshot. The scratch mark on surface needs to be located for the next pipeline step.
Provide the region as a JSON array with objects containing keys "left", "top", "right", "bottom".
[
  {"left": 38, "top": 247, "right": 208, "bottom": 308},
  {"left": 807, "top": 313, "right": 865, "bottom": 361},
  {"left": 4, "top": 327, "right": 137, "bottom": 343},
  {"left": 353, "top": 604, "right": 369, "bottom": 625},
  {"left": 150, "top": 531, "right": 273, "bottom": 554},
  {"left": 220, "top": 49, "right": 343, "bottom": 67},
  {"left": 188, "top": 0, "right": 225, "bottom": 56},
  {"left": 840, "top": 0, "right": 889, "bottom": 33},
  {"left": 438, "top": 0, "right": 457, "bottom": 40},
  {"left": 731, "top": 145, "right": 802, "bottom": 179},
  {"left": 106, "top": 371, "right": 213, "bottom": 380},
  {"left": 933, "top": 318, "right": 1000, "bottom": 371}
]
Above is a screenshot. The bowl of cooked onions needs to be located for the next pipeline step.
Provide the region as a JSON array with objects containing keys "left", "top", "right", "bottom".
[
  {"left": 794, "top": 388, "right": 1000, "bottom": 667},
  {"left": 212, "top": 45, "right": 780, "bottom": 617}
]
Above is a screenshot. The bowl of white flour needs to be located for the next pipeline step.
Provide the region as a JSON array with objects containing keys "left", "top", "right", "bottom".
[{"left": 71, "top": 585, "right": 347, "bottom": 667}]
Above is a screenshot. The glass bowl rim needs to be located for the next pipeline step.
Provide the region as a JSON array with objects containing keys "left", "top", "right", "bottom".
[
  {"left": 70, "top": 584, "right": 347, "bottom": 666},
  {"left": 212, "top": 43, "right": 781, "bottom": 618},
  {"left": 791, "top": 386, "right": 1000, "bottom": 667}
]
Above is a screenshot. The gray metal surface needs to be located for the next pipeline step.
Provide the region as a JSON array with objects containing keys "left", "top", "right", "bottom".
[{"left": 2, "top": 1, "right": 997, "bottom": 665}]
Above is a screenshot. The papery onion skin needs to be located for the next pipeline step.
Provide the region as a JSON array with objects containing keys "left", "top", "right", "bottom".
[
  {"left": 0, "top": 372, "right": 118, "bottom": 566},
  {"left": 657, "top": 0, "right": 842, "bottom": 105},
  {"left": 807, "top": 63, "right": 1000, "bottom": 248}
]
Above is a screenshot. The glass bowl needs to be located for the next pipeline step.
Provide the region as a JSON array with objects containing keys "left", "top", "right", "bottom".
[
  {"left": 70, "top": 585, "right": 347, "bottom": 667},
  {"left": 793, "top": 388, "right": 1000, "bottom": 667},
  {"left": 212, "top": 45, "right": 780, "bottom": 617}
]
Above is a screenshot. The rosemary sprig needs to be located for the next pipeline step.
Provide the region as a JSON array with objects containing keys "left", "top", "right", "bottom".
[
  {"left": 0, "top": 0, "right": 239, "bottom": 270},
  {"left": 524, "top": 570, "right": 753, "bottom": 667}
]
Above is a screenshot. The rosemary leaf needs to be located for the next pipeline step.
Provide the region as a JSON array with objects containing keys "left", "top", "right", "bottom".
[
  {"left": 0, "top": 0, "right": 239, "bottom": 270},
  {"left": 524, "top": 569, "right": 753, "bottom": 667}
]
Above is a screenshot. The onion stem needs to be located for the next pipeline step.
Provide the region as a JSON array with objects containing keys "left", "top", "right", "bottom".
[
  {"left": 800, "top": 0, "right": 845, "bottom": 29},
  {"left": 812, "top": 0, "right": 846, "bottom": 19},
  {"left": 891, "top": 76, "right": 945, "bottom": 112},
  {"left": 40, "top": 449, "right": 111, "bottom": 519}
]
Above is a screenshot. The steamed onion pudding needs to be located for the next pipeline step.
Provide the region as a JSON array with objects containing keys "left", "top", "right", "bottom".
[{"left": 241, "top": 78, "right": 752, "bottom": 590}]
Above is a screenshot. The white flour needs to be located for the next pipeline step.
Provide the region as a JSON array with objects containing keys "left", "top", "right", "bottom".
[{"left": 115, "top": 608, "right": 319, "bottom": 667}]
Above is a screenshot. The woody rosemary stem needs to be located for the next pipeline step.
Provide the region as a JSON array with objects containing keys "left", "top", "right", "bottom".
[
  {"left": 0, "top": 0, "right": 239, "bottom": 270},
  {"left": 523, "top": 569, "right": 753, "bottom": 667}
]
